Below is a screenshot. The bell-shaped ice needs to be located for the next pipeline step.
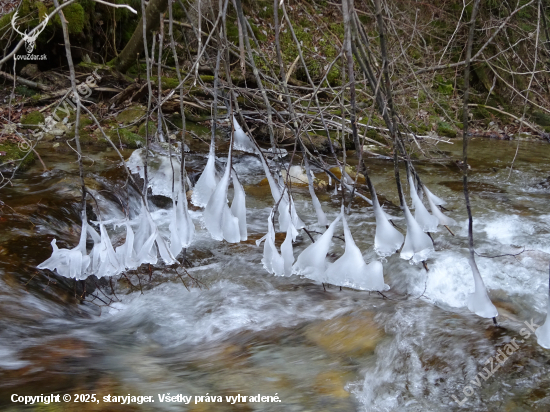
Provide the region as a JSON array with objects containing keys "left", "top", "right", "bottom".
[
  {"left": 467, "top": 257, "right": 498, "bottom": 318},
  {"left": 304, "top": 160, "right": 328, "bottom": 227},
  {"left": 115, "top": 221, "right": 138, "bottom": 269},
  {"left": 400, "top": 203, "right": 434, "bottom": 264},
  {"left": 90, "top": 223, "right": 123, "bottom": 278},
  {"left": 325, "top": 210, "right": 388, "bottom": 291},
  {"left": 232, "top": 115, "right": 258, "bottom": 153},
  {"left": 169, "top": 189, "right": 195, "bottom": 257},
  {"left": 423, "top": 185, "right": 457, "bottom": 226},
  {"left": 230, "top": 173, "right": 247, "bottom": 241},
  {"left": 37, "top": 212, "right": 91, "bottom": 280},
  {"left": 261, "top": 212, "right": 285, "bottom": 275},
  {"left": 293, "top": 213, "right": 342, "bottom": 280},
  {"left": 204, "top": 150, "right": 241, "bottom": 243},
  {"left": 424, "top": 185, "right": 446, "bottom": 206},
  {"left": 372, "top": 187, "right": 404, "bottom": 257},
  {"left": 409, "top": 176, "right": 438, "bottom": 232},
  {"left": 192, "top": 146, "right": 218, "bottom": 207},
  {"left": 281, "top": 223, "right": 295, "bottom": 276},
  {"left": 132, "top": 204, "right": 158, "bottom": 265}
]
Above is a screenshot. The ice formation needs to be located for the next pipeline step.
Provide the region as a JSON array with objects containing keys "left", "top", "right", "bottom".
[
  {"left": 324, "top": 208, "right": 388, "bottom": 291},
  {"left": 126, "top": 149, "right": 182, "bottom": 197},
  {"left": 400, "top": 202, "right": 434, "bottom": 264},
  {"left": 115, "top": 222, "right": 138, "bottom": 269},
  {"left": 259, "top": 154, "right": 304, "bottom": 236},
  {"left": 424, "top": 185, "right": 446, "bottom": 206},
  {"left": 204, "top": 149, "right": 241, "bottom": 243},
  {"left": 192, "top": 145, "right": 218, "bottom": 207},
  {"left": 37, "top": 212, "right": 91, "bottom": 280},
  {"left": 466, "top": 257, "right": 498, "bottom": 318},
  {"left": 232, "top": 116, "right": 258, "bottom": 153},
  {"left": 169, "top": 189, "right": 195, "bottom": 257},
  {"left": 293, "top": 213, "right": 342, "bottom": 280},
  {"left": 90, "top": 223, "right": 123, "bottom": 278},
  {"left": 261, "top": 212, "right": 285, "bottom": 275},
  {"left": 282, "top": 165, "right": 309, "bottom": 186},
  {"left": 281, "top": 223, "right": 295, "bottom": 276},
  {"left": 304, "top": 160, "right": 328, "bottom": 227},
  {"left": 423, "top": 185, "right": 457, "bottom": 227},
  {"left": 372, "top": 187, "right": 404, "bottom": 257},
  {"left": 409, "top": 176, "right": 438, "bottom": 232},
  {"left": 230, "top": 173, "right": 248, "bottom": 241},
  {"left": 536, "top": 264, "right": 550, "bottom": 349}
]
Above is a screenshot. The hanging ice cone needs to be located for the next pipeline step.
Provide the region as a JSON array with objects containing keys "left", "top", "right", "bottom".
[
  {"left": 37, "top": 212, "right": 91, "bottom": 280},
  {"left": 409, "top": 175, "right": 438, "bottom": 232},
  {"left": 261, "top": 212, "right": 284, "bottom": 275},
  {"left": 424, "top": 185, "right": 446, "bottom": 206},
  {"left": 230, "top": 173, "right": 247, "bottom": 241},
  {"left": 259, "top": 154, "right": 304, "bottom": 236},
  {"left": 204, "top": 149, "right": 241, "bottom": 243},
  {"left": 169, "top": 189, "right": 195, "bottom": 257},
  {"left": 115, "top": 221, "right": 138, "bottom": 269},
  {"left": 325, "top": 208, "right": 388, "bottom": 291},
  {"left": 372, "top": 187, "right": 404, "bottom": 257},
  {"left": 281, "top": 223, "right": 295, "bottom": 276},
  {"left": 132, "top": 204, "right": 158, "bottom": 265},
  {"left": 293, "top": 213, "right": 342, "bottom": 280},
  {"left": 400, "top": 203, "right": 434, "bottom": 264},
  {"left": 536, "top": 263, "right": 550, "bottom": 349},
  {"left": 192, "top": 145, "right": 218, "bottom": 207},
  {"left": 90, "top": 223, "right": 123, "bottom": 278},
  {"left": 423, "top": 185, "right": 457, "bottom": 226},
  {"left": 305, "top": 160, "right": 327, "bottom": 227},
  {"left": 232, "top": 115, "right": 258, "bottom": 153},
  {"left": 467, "top": 257, "right": 498, "bottom": 318}
]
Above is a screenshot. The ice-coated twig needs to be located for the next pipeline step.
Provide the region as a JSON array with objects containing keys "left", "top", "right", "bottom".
[
  {"left": 169, "top": 189, "right": 195, "bottom": 257},
  {"left": 261, "top": 211, "right": 285, "bottom": 275},
  {"left": 423, "top": 185, "right": 456, "bottom": 227},
  {"left": 232, "top": 115, "right": 258, "bottom": 153},
  {"left": 231, "top": 172, "right": 247, "bottom": 241},
  {"left": 304, "top": 157, "right": 327, "bottom": 227},
  {"left": 400, "top": 202, "right": 434, "bottom": 264},
  {"left": 467, "top": 257, "right": 498, "bottom": 318},
  {"left": 409, "top": 175, "right": 438, "bottom": 232},
  {"left": 191, "top": 143, "right": 219, "bottom": 207},
  {"left": 372, "top": 186, "right": 404, "bottom": 257}
]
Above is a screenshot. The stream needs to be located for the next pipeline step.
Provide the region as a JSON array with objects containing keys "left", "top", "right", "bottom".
[{"left": 1, "top": 136, "right": 550, "bottom": 411}]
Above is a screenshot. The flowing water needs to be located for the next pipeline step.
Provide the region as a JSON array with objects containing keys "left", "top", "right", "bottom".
[{"left": 1, "top": 137, "right": 550, "bottom": 411}]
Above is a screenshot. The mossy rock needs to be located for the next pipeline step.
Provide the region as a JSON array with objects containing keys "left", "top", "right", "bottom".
[
  {"left": 117, "top": 128, "right": 145, "bottom": 148},
  {"left": 116, "top": 105, "right": 146, "bottom": 125},
  {"left": 150, "top": 76, "right": 181, "bottom": 90},
  {"left": 0, "top": 142, "right": 35, "bottom": 172},
  {"left": 21, "top": 111, "right": 45, "bottom": 129},
  {"left": 531, "top": 111, "right": 550, "bottom": 127},
  {"left": 137, "top": 122, "right": 157, "bottom": 138},
  {"left": 52, "top": 3, "right": 86, "bottom": 34},
  {"left": 436, "top": 121, "right": 457, "bottom": 138}
]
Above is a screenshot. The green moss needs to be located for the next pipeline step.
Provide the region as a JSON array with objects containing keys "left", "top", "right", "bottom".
[
  {"left": 137, "top": 122, "right": 157, "bottom": 138},
  {"left": 0, "top": 142, "right": 35, "bottom": 171},
  {"left": 110, "top": 128, "right": 145, "bottom": 148},
  {"left": 532, "top": 111, "right": 550, "bottom": 127},
  {"left": 116, "top": 105, "right": 146, "bottom": 125},
  {"left": 434, "top": 75, "right": 454, "bottom": 95},
  {"left": 21, "top": 111, "right": 45, "bottom": 128},
  {"left": 151, "top": 76, "right": 181, "bottom": 89},
  {"left": 52, "top": 3, "right": 85, "bottom": 34},
  {"left": 436, "top": 121, "right": 457, "bottom": 138}
]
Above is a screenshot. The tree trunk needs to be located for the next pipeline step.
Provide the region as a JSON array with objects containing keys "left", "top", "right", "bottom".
[{"left": 110, "top": 0, "right": 169, "bottom": 73}]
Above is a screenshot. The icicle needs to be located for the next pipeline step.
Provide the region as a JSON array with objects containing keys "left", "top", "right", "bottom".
[
  {"left": 132, "top": 203, "right": 158, "bottom": 265},
  {"left": 467, "top": 257, "right": 498, "bottom": 318},
  {"left": 293, "top": 213, "right": 342, "bottom": 280},
  {"left": 536, "top": 262, "right": 550, "bottom": 349},
  {"left": 204, "top": 150, "right": 241, "bottom": 243},
  {"left": 115, "top": 221, "right": 138, "bottom": 269},
  {"left": 372, "top": 187, "right": 404, "bottom": 257},
  {"left": 400, "top": 203, "right": 434, "bottom": 264},
  {"left": 325, "top": 208, "right": 388, "bottom": 291},
  {"left": 304, "top": 161, "right": 327, "bottom": 227},
  {"left": 37, "top": 212, "right": 90, "bottom": 280},
  {"left": 169, "top": 189, "right": 195, "bottom": 257},
  {"left": 230, "top": 173, "right": 247, "bottom": 241},
  {"left": 424, "top": 185, "right": 446, "bottom": 206},
  {"left": 258, "top": 154, "right": 304, "bottom": 235},
  {"left": 232, "top": 115, "right": 258, "bottom": 153},
  {"left": 409, "top": 175, "right": 438, "bottom": 232},
  {"left": 191, "top": 145, "right": 218, "bottom": 207},
  {"left": 261, "top": 212, "right": 284, "bottom": 275},
  {"left": 423, "top": 185, "right": 457, "bottom": 226},
  {"left": 281, "top": 223, "right": 295, "bottom": 276},
  {"left": 89, "top": 223, "right": 123, "bottom": 278}
]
